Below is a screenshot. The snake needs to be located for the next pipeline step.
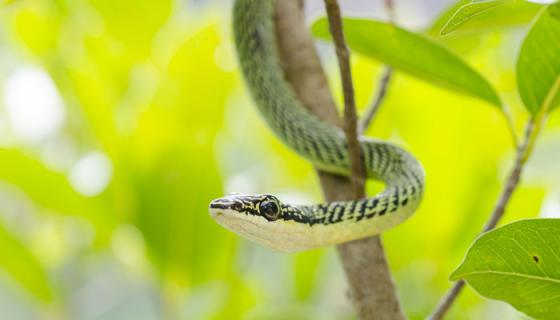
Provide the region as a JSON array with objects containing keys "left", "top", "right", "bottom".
[{"left": 209, "top": 0, "right": 425, "bottom": 252}]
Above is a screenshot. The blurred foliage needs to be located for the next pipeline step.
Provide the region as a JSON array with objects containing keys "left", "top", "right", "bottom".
[
  {"left": 438, "top": 0, "right": 507, "bottom": 36},
  {"left": 0, "top": 0, "right": 557, "bottom": 319},
  {"left": 428, "top": 0, "right": 542, "bottom": 36}
]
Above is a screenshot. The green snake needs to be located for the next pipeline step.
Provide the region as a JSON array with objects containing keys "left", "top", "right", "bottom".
[{"left": 209, "top": 0, "right": 425, "bottom": 252}]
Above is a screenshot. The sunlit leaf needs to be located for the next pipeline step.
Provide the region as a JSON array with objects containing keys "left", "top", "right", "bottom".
[
  {"left": 451, "top": 219, "right": 560, "bottom": 319},
  {"left": 311, "top": 18, "right": 501, "bottom": 107},
  {"left": 527, "top": 0, "right": 558, "bottom": 4},
  {"left": 12, "top": 6, "right": 61, "bottom": 56},
  {"left": 0, "top": 224, "right": 52, "bottom": 301},
  {"left": 517, "top": 3, "right": 560, "bottom": 115},
  {"left": 212, "top": 276, "right": 256, "bottom": 318},
  {"left": 0, "top": 149, "right": 105, "bottom": 225},
  {"left": 131, "top": 141, "right": 233, "bottom": 286},
  {"left": 429, "top": 0, "right": 542, "bottom": 36},
  {"left": 127, "top": 23, "right": 237, "bottom": 285},
  {"left": 294, "top": 250, "right": 324, "bottom": 300},
  {"left": 440, "top": 1, "right": 507, "bottom": 35},
  {"left": 2, "top": 0, "right": 18, "bottom": 6},
  {"left": 89, "top": 0, "right": 172, "bottom": 60}
]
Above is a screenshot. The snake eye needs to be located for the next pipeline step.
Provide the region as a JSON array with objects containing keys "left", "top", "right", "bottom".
[
  {"left": 260, "top": 200, "right": 280, "bottom": 221},
  {"left": 231, "top": 202, "right": 243, "bottom": 211}
]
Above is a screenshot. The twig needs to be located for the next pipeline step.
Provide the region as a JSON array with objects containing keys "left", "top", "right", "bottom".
[
  {"left": 323, "top": 0, "right": 365, "bottom": 198},
  {"left": 429, "top": 280, "right": 465, "bottom": 320},
  {"left": 484, "top": 122, "right": 533, "bottom": 231},
  {"left": 360, "top": 67, "right": 393, "bottom": 133},
  {"left": 323, "top": 1, "right": 406, "bottom": 319},
  {"left": 359, "top": 0, "right": 394, "bottom": 133},
  {"left": 274, "top": 1, "right": 405, "bottom": 319},
  {"left": 384, "top": 0, "right": 396, "bottom": 21},
  {"left": 428, "top": 119, "right": 536, "bottom": 320},
  {"left": 502, "top": 104, "right": 519, "bottom": 148}
]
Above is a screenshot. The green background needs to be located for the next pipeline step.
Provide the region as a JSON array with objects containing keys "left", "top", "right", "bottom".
[{"left": 0, "top": 0, "right": 557, "bottom": 319}]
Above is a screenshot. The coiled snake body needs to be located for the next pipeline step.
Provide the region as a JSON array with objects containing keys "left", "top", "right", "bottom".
[{"left": 209, "top": 0, "right": 425, "bottom": 252}]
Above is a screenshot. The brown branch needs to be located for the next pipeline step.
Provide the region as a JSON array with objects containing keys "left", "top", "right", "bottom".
[
  {"left": 323, "top": 0, "right": 365, "bottom": 198},
  {"left": 428, "top": 120, "right": 535, "bottom": 320},
  {"left": 274, "top": 1, "right": 405, "bottom": 319},
  {"left": 428, "top": 281, "right": 465, "bottom": 320}
]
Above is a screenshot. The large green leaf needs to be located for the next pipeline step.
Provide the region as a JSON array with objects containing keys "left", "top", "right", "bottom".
[
  {"left": 440, "top": 1, "right": 507, "bottom": 35},
  {"left": 451, "top": 219, "right": 560, "bottom": 319},
  {"left": 0, "top": 224, "right": 52, "bottom": 301},
  {"left": 311, "top": 18, "right": 501, "bottom": 107},
  {"left": 430, "top": 0, "right": 542, "bottom": 36},
  {"left": 517, "top": 4, "right": 560, "bottom": 115}
]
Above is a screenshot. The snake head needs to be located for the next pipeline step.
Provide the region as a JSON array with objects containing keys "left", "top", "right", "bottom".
[
  {"left": 209, "top": 193, "right": 282, "bottom": 221},
  {"left": 209, "top": 193, "right": 315, "bottom": 252},
  {"left": 209, "top": 193, "right": 305, "bottom": 251}
]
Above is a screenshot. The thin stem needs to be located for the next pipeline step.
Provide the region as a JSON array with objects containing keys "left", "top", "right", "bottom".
[
  {"left": 484, "top": 120, "right": 533, "bottom": 231},
  {"left": 384, "top": 0, "right": 396, "bottom": 22},
  {"left": 429, "top": 281, "right": 466, "bottom": 320},
  {"left": 431, "top": 42, "right": 557, "bottom": 319},
  {"left": 428, "top": 119, "right": 536, "bottom": 320},
  {"left": 322, "top": 1, "right": 405, "bottom": 319},
  {"left": 524, "top": 76, "right": 560, "bottom": 162},
  {"left": 359, "top": 0, "right": 395, "bottom": 133},
  {"left": 323, "top": 0, "right": 365, "bottom": 198},
  {"left": 523, "top": 114, "right": 549, "bottom": 164},
  {"left": 360, "top": 67, "right": 393, "bottom": 133},
  {"left": 502, "top": 104, "right": 520, "bottom": 148}
]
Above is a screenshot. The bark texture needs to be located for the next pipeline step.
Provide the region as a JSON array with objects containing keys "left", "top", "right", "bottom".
[{"left": 274, "top": 1, "right": 406, "bottom": 319}]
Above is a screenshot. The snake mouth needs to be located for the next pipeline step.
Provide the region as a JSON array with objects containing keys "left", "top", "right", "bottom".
[
  {"left": 209, "top": 201, "right": 229, "bottom": 210},
  {"left": 209, "top": 199, "right": 234, "bottom": 219}
]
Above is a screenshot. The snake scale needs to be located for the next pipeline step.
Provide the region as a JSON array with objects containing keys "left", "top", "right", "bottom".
[{"left": 209, "top": 0, "right": 425, "bottom": 252}]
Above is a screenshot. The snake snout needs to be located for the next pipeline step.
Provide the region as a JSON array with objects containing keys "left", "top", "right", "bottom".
[
  {"left": 209, "top": 200, "right": 228, "bottom": 210},
  {"left": 209, "top": 199, "right": 229, "bottom": 218}
]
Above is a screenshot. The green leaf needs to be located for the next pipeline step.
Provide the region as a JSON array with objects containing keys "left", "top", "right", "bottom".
[
  {"left": 429, "top": 1, "right": 542, "bottom": 36},
  {"left": 128, "top": 24, "right": 237, "bottom": 285},
  {"left": 0, "top": 224, "right": 52, "bottom": 301},
  {"left": 517, "top": 4, "right": 560, "bottom": 115},
  {"left": 451, "top": 219, "right": 560, "bottom": 319},
  {"left": 440, "top": 1, "right": 507, "bottom": 36},
  {"left": 311, "top": 18, "right": 501, "bottom": 107},
  {"left": 294, "top": 250, "right": 324, "bottom": 300},
  {"left": 0, "top": 149, "right": 106, "bottom": 226}
]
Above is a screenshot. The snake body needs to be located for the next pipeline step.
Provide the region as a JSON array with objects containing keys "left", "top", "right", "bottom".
[{"left": 209, "top": 0, "right": 425, "bottom": 252}]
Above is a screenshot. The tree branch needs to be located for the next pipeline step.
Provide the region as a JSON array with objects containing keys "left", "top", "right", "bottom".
[
  {"left": 428, "top": 120, "right": 535, "bottom": 320},
  {"left": 323, "top": 0, "right": 365, "bottom": 198},
  {"left": 274, "top": 1, "right": 405, "bottom": 319}
]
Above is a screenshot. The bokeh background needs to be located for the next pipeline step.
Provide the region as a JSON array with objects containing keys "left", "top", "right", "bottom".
[{"left": 0, "top": 0, "right": 558, "bottom": 319}]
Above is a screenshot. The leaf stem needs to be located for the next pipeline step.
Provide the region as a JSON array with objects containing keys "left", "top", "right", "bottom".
[
  {"left": 523, "top": 73, "right": 560, "bottom": 162},
  {"left": 321, "top": 1, "right": 405, "bottom": 319},
  {"left": 359, "top": 0, "right": 395, "bottom": 134},
  {"left": 384, "top": 0, "right": 396, "bottom": 22},
  {"left": 502, "top": 104, "right": 519, "bottom": 148},
  {"left": 360, "top": 67, "right": 393, "bottom": 133}
]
